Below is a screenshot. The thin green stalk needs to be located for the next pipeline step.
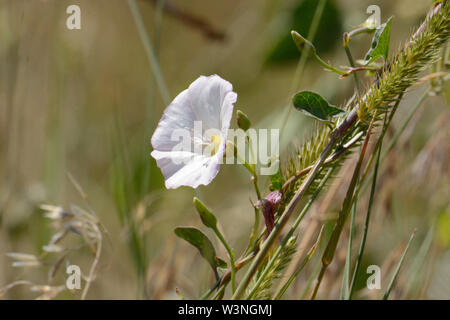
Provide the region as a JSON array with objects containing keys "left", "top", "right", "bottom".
[
  {"left": 245, "top": 207, "right": 261, "bottom": 256},
  {"left": 252, "top": 174, "right": 262, "bottom": 201},
  {"left": 280, "top": 0, "right": 327, "bottom": 137},
  {"left": 313, "top": 53, "right": 347, "bottom": 76},
  {"left": 128, "top": 0, "right": 170, "bottom": 105},
  {"left": 340, "top": 199, "right": 357, "bottom": 299},
  {"left": 348, "top": 26, "right": 374, "bottom": 39},
  {"left": 212, "top": 282, "right": 226, "bottom": 300},
  {"left": 343, "top": 33, "right": 360, "bottom": 93},
  {"left": 404, "top": 223, "right": 434, "bottom": 298},
  {"left": 213, "top": 227, "right": 236, "bottom": 293},
  {"left": 201, "top": 252, "right": 254, "bottom": 300},
  {"left": 383, "top": 230, "right": 416, "bottom": 300},
  {"left": 200, "top": 278, "right": 221, "bottom": 300},
  {"left": 233, "top": 141, "right": 262, "bottom": 255}
]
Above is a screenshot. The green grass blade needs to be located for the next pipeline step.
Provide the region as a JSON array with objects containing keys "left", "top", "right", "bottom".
[
  {"left": 128, "top": 0, "right": 170, "bottom": 105},
  {"left": 383, "top": 230, "right": 416, "bottom": 300},
  {"left": 404, "top": 224, "right": 434, "bottom": 298},
  {"left": 340, "top": 200, "right": 357, "bottom": 300}
]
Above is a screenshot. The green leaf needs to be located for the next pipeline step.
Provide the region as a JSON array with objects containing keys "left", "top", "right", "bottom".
[
  {"left": 364, "top": 17, "right": 393, "bottom": 65},
  {"left": 383, "top": 230, "right": 416, "bottom": 300},
  {"left": 193, "top": 197, "right": 217, "bottom": 230},
  {"left": 174, "top": 227, "right": 223, "bottom": 278},
  {"left": 293, "top": 91, "right": 346, "bottom": 123},
  {"left": 341, "top": 201, "right": 357, "bottom": 300}
]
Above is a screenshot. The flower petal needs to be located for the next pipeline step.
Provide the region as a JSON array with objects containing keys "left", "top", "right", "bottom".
[
  {"left": 188, "top": 75, "right": 236, "bottom": 130},
  {"left": 151, "top": 150, "right": 221, "bottom": 189},
  {"left": 151, "top": 89, "right": 197, "bottom": 152}
]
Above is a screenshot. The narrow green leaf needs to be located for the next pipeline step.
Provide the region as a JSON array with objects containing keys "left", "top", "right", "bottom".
[
  {"left": 174, "top": 227, "right": 222, "bottom": 278},
  {"left": 341, "top": 200, "right": 357, "bottom": 300},
  {"left": 193, "top": 197, "right": 217, "bottom": 230},
  {"left": 364, "top": 17, "right": 393, "bottom": 65},
  {"left": 293, "top": 91, "right": 346, "bottom": 123},
  {"left": 404, "top": 225, "right": 434, "bottom": 298},
  {"left": 383, "top": 230, "right": 416, "bottom": 300}
]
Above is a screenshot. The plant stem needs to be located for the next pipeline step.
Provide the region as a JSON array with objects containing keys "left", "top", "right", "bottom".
[
  {"left": 232, "top": 141, "right": 262, "bottom": 257},
  {"left": 313, "top": 53, "right": 347, "bottom": 76},
  {"left": 199, "top": 278, "right": 221, "bottom": 300},
  {"left": 200, "top": 252, "right": 254, "bottom": 299},
  {"left": 213, "top": 227, "right": 236, "bottom": 293},
  {"left": 383, "top": 230, "right": 416, "bottom": 300},
  {"left": 128, "top": 0, "right": 171, "bottom": 105},
  {"left": 280, "top": 0, "right": 327, "bottom": 137},
  {"left": 343, "top": 36, "right": 361, "bottom": 93},
  {"left": 340, "top": 199, "right": 357, "bottom": 300}
]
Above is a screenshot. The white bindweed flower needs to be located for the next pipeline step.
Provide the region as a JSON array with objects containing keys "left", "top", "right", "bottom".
[{"left": 151, "top": 75, "right": 237, "bottom": 189}]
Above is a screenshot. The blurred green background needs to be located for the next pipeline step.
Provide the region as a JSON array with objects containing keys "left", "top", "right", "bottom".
[{"left": 0, "top": 0, "right": 449, "bottom": 299}]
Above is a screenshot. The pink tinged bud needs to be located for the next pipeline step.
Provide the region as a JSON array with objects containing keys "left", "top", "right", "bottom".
[{"left": 258, "top": 191, "right": 282, "bottom": 237}]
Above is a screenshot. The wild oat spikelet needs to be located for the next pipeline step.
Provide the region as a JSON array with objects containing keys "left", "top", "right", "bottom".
[{"left": 249, "top": 236, "right": 297, "bottom": 300}]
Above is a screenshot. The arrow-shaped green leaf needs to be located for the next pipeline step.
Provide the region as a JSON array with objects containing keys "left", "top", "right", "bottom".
[
  {"left": 364, "top": 17, "right": 393, "bottom": 65},
  {"left": 174, "top": 227, "right": 225, "bottom": 278},
  {"left": 293, "top": 91, "right": 346, "bottom": 123}
]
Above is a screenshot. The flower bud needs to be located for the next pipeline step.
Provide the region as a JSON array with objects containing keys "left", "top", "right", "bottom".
[
  {"left": 193, "top": 197, "right": 217, "bottom": 229},
  {"left": 291, "top": 31, "right": 316, "bottom": 56},
  {"left": 257, "top": 191, "right": 282, "bottom": 237},
  {"left": 362, "top": 16, "right": 378, "bottom": 31},
  {"left": 236, "top": 110, "right": 251, "bottom": 131}
]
